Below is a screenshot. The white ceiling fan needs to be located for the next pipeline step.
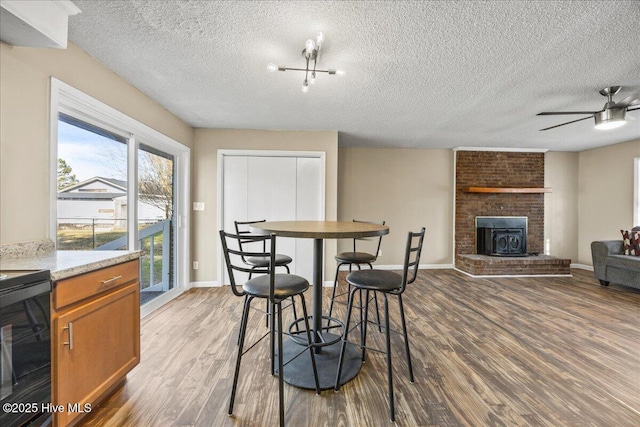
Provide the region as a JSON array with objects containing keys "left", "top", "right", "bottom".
[{"left": 537, "top": 86, "right": 640, "bottom": 131}]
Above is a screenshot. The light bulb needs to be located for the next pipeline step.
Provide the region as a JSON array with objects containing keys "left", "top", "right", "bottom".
[
  {"left": 302, "top": 81, "right": 309, "bottom": 93},
  {"left": 305, "top": 39, "right": 315, "bottom": 55},
  {"left": 267, "top": 63, "right": 278, "bottom": 72},
  {"left": 316, "top": 32, "right": 324, "bottom": 46},
  {"left": 336, "top": 69, "right": 345, "bottom": 76},
  {"left": 310, "top": 72, "right": 316, "bottom": 84}
]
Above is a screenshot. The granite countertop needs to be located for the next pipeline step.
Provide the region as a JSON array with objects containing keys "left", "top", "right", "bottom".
[{"left": 0, "top": 240, "right": 141, "bottom": 281}]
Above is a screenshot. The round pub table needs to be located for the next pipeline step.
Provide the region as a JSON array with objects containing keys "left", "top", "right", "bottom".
[{"left": 251, "top": 220, "right": 389, "bottom": 390}]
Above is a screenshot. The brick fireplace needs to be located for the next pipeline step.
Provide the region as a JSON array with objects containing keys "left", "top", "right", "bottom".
[{"left": 455, "top": 150, "right": 570, "bottom": 275}]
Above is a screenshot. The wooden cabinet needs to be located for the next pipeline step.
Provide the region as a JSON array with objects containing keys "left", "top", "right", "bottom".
[{"left": 52, "top": 259, "right": 140, "bottom": 427}]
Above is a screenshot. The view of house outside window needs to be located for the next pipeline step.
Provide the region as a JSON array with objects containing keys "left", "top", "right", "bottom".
[{"left": 57, "top": 114, "right": 175, "bottom": 304}]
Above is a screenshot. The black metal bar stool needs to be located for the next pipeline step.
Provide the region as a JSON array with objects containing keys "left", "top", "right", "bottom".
[
  {"left": 220, "top": 230, "right": 320, "bottom": 427},
  {"left": 234, "top": 219, "right": 298, "bottom": 327},
  {"left": 334, "top": 228, "right": 425, "bottom": 422},
  {"left": 327, "top": 219, "right": 385, "bottom": 333}
]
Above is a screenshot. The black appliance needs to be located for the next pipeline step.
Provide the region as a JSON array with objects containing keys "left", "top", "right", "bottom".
[{"left": 0, "top": 270, "right": 51, "bottom": 427}]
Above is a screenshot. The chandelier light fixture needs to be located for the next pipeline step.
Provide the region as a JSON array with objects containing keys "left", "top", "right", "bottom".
[{"left": 267, "top": 32, "right": 344, "bottom": 93}]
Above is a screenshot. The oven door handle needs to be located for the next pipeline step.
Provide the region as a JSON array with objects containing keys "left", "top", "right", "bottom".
[{"left": 63, "top": 322, "right": 73, "bottom": 350}]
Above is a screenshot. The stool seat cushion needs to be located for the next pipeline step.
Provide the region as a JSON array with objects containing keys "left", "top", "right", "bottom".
[
  {"left": 335, "top": 251, "right": 376, "bottom": 264},
  {"left": 246, "top": 254, "right": 292, "bottom": 267},
  {"left": 244, "top": 274, "right": 309, "bottom": 298},
  {"left": 347, "top": 269, "right": 402, "bottom": 292}
]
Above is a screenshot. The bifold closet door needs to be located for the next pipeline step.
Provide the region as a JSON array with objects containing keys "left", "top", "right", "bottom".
[{"left": 221, "top": 154, "right": 322, "bottom": 285}]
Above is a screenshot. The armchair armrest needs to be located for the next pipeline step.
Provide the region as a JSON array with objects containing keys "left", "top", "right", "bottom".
[{"left": 591, "top": 240, "right": 624, "bottom": 281}]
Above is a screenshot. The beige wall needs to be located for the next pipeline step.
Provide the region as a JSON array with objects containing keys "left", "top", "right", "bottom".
[
  {"left": 3, "top": 39, "right": 636, "bottom": 274},
  {"left": 338, "top": 147, "right": 454, "bottom": 265},
  {"left": 577, "top": 139, "right": 640, "bottom": 264},
  {"left": 192, "top": 129, "right": 338, "bottom": 282},
  {"left": 0, "top": 42, "right": 193, "bottom": 245},
  {"left": 544, "top": 151, "right": 579, "bottom": 261}
]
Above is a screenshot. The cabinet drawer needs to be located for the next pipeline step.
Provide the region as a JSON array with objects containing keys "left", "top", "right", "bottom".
[{"left": 54, "top": 259, "right": 139, "bottom": 309}]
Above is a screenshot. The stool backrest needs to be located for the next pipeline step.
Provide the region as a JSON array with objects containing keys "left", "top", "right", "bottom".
[
  {"left": 353, "top": 219, "right": 386, "bottom": 260},
  {"left": 234, "top": 219, "right": 267, "bottom": 264},
  {"left": 398, "top": 227, "right": 426, "bottom": 294},
  {"left": 219, "top": 230, "right": 276, "bottom": 299}
]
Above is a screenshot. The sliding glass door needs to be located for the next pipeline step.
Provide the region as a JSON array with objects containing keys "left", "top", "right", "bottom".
[
  {"left": 52, "top": 78, "right": 189, "bottom": 313},
  {"left": 56, "top": 116, "right": 177, "bottom": 306}
]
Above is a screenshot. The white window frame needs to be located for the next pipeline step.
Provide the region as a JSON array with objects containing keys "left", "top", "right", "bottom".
[{"left": 49, "top": 78, "right": 191, "bottom": 314}]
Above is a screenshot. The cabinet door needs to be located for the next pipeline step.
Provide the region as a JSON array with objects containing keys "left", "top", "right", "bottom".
[{"left": 53, "top": 282, "right": 140, "bottom": 426}]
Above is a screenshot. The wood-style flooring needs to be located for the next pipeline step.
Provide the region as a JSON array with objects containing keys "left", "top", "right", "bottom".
[{"left": 79, "top": 269, "right": 640, "bottom": 426}]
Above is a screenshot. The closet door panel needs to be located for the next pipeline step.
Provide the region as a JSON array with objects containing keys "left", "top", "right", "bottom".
[
  {"left": 247, "top": 157, "right": 297, "bottom": 274},
  {"left": 295, "top": 157, "right": 323, "bottom": 281},
  {"left": 223, "top": 156, "right": 248, "bottom": 232},
  {"left": 222, "top": 156, "right": 248, "bottom": 285}
]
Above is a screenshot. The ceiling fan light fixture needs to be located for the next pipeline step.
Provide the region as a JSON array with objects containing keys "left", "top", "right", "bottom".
[{"left": 594, "top": 109, "right": 626, "bottom": 130}]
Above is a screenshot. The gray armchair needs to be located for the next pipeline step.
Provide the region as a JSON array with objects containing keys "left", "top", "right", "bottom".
[{"left": 591, "top": 229, "right": 640, "bottom": 290}]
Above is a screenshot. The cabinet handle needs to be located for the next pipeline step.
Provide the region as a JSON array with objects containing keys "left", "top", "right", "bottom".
[
  {"left": 101, "top": 275, "right": 123, "bottom": 286},
  {"left": 63, "top": 322, "right": 74, "bottom": 350}
]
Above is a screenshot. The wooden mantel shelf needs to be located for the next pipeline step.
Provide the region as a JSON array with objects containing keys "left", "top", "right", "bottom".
[{"left": 463, "top": 187, "right": 552, "bottom": 193}]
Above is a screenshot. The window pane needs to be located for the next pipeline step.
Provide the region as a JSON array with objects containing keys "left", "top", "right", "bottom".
[
  {"left": 138, "top": 143, "right": 175, "bottom": 304},
  {"left": 56, "top": 116, "right": 128, "bottom": 250}
]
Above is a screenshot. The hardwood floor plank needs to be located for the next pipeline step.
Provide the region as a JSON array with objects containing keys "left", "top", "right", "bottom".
[{"left": 79, "top": 269, "right": 640, "bottom": 426}]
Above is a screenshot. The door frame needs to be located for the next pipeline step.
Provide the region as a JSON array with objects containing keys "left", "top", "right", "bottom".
[{"left": 217, "top": 149, "right": 326, "bottom": 286}]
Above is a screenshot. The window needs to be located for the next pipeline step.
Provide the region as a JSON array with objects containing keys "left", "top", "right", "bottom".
[{"left": 51, "top": 78, "right": 190, "bottom": 315}]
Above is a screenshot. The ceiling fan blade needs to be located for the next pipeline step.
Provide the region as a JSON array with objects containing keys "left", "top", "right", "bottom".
[
  {"left": 539, "top": 116, "right": 592, "bottom": 131},
  {"left": 613, "top": 93, "right": 640, "bottom": 109},
  {"left": 537, "top": 111, "right": 599, "bottom": 116},
  {"left": 627, "top": 106, "right": 640, "bottom": 112}
]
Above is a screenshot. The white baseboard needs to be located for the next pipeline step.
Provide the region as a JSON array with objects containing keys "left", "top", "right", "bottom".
[
  {"left": 326, "top": 264, "right": 455, "bottom": 287},
  {"left": 571, "top": 263, "right": 594, "bottom": 271}
]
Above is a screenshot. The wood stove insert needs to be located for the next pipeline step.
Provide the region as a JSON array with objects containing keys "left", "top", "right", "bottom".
[{"left": 476, "top": 216, "right": 528, "bottom": 257}]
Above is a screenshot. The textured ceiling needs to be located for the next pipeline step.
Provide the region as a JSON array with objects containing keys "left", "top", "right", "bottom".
[{"left": 67, "top": 1, "right": 640, "bottom": 151}]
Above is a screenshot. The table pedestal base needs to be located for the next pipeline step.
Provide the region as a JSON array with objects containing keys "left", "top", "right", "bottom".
[{"left": 277, "top": 333, "right": 361, "bottom": 390}]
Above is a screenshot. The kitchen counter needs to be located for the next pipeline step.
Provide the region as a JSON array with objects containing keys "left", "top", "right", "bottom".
[{"left": 0, "top": 246, "right": 141, "bottom": 281}]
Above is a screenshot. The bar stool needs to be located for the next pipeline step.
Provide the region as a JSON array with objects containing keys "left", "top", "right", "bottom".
[
  {"left": 234, "top": 219, "right": 297, "bottom": 327},
  {"left": 234, "top": 220, "right": 293, "bottom": 276},
  {"left": 334, "top": 228, "right": 425, "bottom": 422},
  {"left": 220, "top": 230, "right": 320, "bottom": 427},
  {"left": 327, "top": 220, "right": 385, "bottom": 333}
]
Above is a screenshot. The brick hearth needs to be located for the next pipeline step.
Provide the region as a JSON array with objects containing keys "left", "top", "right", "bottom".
[{"left": 456, "top": 254, "right": 571, "bottom": 276}]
